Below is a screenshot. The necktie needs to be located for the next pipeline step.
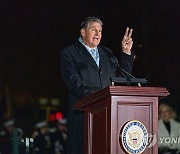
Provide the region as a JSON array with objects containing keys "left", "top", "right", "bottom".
[{"left": 90, "top": 49, "right": 99, "bottom": 67}]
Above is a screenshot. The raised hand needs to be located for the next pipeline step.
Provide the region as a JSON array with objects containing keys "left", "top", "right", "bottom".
[{"left": 121, "top": 27, "right": 133, "bottom": 54}]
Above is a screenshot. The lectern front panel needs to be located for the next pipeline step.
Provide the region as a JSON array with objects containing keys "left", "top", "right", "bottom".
[{"left": 110, "top": 96, "right": 158, "bottom": 154}]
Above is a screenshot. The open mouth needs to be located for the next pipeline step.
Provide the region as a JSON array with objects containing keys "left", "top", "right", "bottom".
[{"left": 93, "top": 36, "right": 99, "bottom": 40}]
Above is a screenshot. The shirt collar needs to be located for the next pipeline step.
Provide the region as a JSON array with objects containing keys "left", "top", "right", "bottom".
[{"left": 78, "top": 37, "right": 97, "bottom": 51}]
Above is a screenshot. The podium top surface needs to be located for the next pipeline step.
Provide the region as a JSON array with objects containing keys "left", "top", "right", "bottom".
[{"left": 74, "top": 86, "right": 170, "bottom": 110}]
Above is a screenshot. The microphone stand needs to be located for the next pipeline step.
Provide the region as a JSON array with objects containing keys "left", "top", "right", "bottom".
[
  {"left": 112, "top": 57, "right": 143, "bottom": 87},
  {"left": 118, "top": 66, "right": 142, "bottom": 87}
]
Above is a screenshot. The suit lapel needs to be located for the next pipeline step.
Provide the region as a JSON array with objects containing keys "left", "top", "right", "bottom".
[
  {"left": 98, "top": 46, "right": 106, "bottom": 69},
  {"left": 74, "top": 41, "right": 99, "bottom": 69}
]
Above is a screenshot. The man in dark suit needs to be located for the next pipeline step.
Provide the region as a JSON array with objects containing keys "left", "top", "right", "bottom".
[{"left": 61, "top": 17, "right": 134, "bottom": 154}]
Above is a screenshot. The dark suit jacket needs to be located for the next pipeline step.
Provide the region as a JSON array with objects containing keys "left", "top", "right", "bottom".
[{"left": 61, "top": 40, "right": 133, "bottom": 154}]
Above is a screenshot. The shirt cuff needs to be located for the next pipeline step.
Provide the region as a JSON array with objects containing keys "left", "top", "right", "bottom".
[{"left": 123, "top": 50, "right": 131, "bottom": 55}]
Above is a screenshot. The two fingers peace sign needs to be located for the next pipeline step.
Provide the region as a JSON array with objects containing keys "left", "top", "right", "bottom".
[{"left": 122, "top": 27, "right": 133, "bottom": 54}]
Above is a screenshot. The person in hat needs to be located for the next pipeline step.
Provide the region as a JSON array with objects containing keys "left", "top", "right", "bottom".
[
  {"left": 51, "top": 118, "right": 67, "bottom": 154},
  {"left": 33, "top": 120, "right": 53, "bottom": 154},
  {"left": 0, "top": 119, "right": 15, "bottom": 154}
]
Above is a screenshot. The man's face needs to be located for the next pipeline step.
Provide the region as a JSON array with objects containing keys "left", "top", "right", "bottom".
[
  {"left": 81, "top": 21, "right": 102, "bottom": 48},
  {"left": 6, "top": 125, "right": 14, "bottom": 133},
  {"left": 40, "top": 126, "right": 49, "bottom": 135},
  {"left": 57, "top": 124, "right": 66, "bottom": 132}
]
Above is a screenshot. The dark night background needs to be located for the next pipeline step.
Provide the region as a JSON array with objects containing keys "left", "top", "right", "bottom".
[{"left": 0, "top": 0, "right": 180, "bottom": 136}]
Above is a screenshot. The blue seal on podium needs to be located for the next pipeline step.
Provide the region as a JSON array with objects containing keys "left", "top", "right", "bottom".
[{"left": 121, "top": 120, "right": 148, "bottom": 154}]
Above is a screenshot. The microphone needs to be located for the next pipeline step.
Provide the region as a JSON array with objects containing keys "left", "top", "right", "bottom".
[
  {"left": 110, "top": 56, "right": 134, "bottom": 78},
  {"left": 110, "top": 56, "right": 143, "bottom": 87}
]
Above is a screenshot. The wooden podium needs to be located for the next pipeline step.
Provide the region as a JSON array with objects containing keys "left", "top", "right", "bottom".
[{"left": 74, "top": 86, "right": 169, "bottom": 154}]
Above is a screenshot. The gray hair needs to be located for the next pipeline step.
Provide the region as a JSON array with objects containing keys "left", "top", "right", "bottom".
[{"left": 80, "top": 17, "right": 103, "bottom": 29}]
